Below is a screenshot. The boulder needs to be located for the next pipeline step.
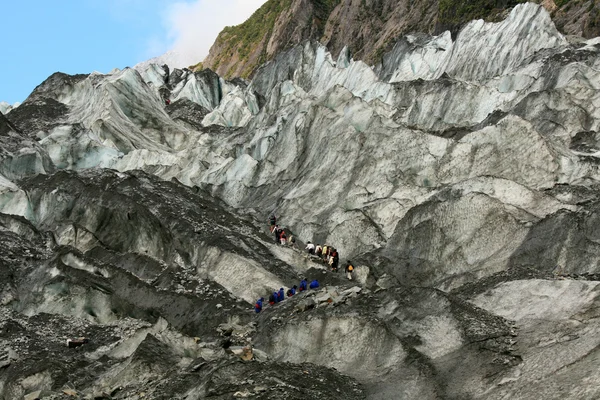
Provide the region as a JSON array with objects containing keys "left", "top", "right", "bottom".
[
  {"left": 296, "top": 298, "right": 317, "bottom": 312},
  {"left": 0, "top": 348, "right": 10, "bottom": 369},
  {"left": 375, "top": 274, "right": 397, "bottom": 290},
  {"left": 24, "top": 391, "right": 43, "bottom": 400},
  {"left": 341, "top": 286, "right": 362, "bottom": 296}
]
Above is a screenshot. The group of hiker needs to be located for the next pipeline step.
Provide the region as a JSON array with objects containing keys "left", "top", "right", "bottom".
[
  {"left": 254, "top": 278, "right": 320, "bottom": 313},
  {"left": 271, "top": 216, "right": 296, "bottom": 248},
  {"left": 269, "top": 213, "right": 356, "bottom": 281},
  {"left": 260, "top": 213, "right": 355, "bottom": 315},
  {"left": 305, "top": 241, "right": 354, "bottom": 281}
]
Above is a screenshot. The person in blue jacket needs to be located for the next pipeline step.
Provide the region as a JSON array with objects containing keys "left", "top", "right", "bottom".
[
  {"left": 309, "top": 279, "right": 319, "bottom": 289},
  {"left": 273, "top": 291, "right": 280, "bottom": 303},
  {"left": 287, "top": 285, "right": 298, "bottom": 297},
  {"left": 255, "top": 297, "right": 264, "bottom": 313},
  {"left": 278, "top": 288, "right": 285, "bottom": 302},
  {"left": 299, "top": 279, "right": 308, "bottom": 292}
]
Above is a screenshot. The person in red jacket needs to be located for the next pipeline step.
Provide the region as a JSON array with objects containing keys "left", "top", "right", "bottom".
[{"left": 280, "top": 231, "right": 287, "bottom": 245}]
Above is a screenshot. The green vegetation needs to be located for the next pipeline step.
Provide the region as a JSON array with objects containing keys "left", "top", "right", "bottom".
[
  {"left": 190, "top": 61, "right": 203, "bottom": 71},
  {"left": 437, "top": 0, "right": 528, "bottom": 35},
  {"left": 205, "top": 0, "right": 341, "bottom": 78},
  {"left": 207, "top": 0, "right": 293, "bottom": 77}
]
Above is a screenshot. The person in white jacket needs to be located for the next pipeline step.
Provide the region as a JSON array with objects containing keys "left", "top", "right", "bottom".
[{"left": 305, "top": 241, "right": 315, "bottom": 255}]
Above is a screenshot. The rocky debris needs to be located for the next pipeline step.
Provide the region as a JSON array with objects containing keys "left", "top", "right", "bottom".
[
  {"left": 228, "top": 345, "right": 254, "bottom": 361},
  {"left": 296, "top": 297, "right": 317, "bottom": 312},
  {"left": 165, "top": 98, "right": 210, "bottom": 130},
  {"left": 192, "top": 359, "right": 365, "bottom": 400},
  {"left": 6, "top": 93, "right": 71, "bottom": 138},
  {"left": 218, "top": 321, "right": 257, "bottom": 347}
]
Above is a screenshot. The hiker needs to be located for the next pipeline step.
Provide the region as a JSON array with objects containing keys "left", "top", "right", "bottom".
[
  {"left": 269, "top": 293, "right": 277, "bottom": 305},
  {"left": 315, "top": 244, "right": 322, "bottom": 256},
  {"left": 288, "top": 234, "right": 296, "bottom": 248},
  {"left": 255, "top": 297, "right": 264, "bottom": 313},
  {"left": 287, "top": 285, "right": 297, "bottom": 297},
  {"left": 305, "top": 241, "right": 315, "bottom": 255},
  {"left": 269, "top": 214, "right": 277, "bottom": 232},
  {"left": 309, "top": 279, "right": 320, "bottom": 289},
  {"left": 331, "top": 249, "right": 339, "bottom": 272},
  {"left": 278, "top": 288, "right": 285, "bottom": 302},
  {"left": 280, "top": 231, "right": 287, "bottom": 245},
  {"left": 299, "top": 279, "right": 308, "bottom": 292},
  {"left": 274, "top": 225, "right": 281, "bottom": 243},
  {"left": 322, "top": 245, "right": 328, "bottom": 261},
  {"left": 345, "top": 262, "right": 354, "bottom": 280}
]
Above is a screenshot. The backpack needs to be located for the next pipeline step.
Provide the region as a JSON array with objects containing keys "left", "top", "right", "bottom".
[{"left": 348, "top": 265, "right": 354, "bottom": 272}]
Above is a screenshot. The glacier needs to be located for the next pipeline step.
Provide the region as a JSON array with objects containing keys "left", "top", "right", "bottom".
[{"left": 2, "top": 3, "right": 600, "bottom": 399}]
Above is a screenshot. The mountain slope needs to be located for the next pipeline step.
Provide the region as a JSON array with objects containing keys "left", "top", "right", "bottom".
[{"left": 202, "top": 0, "right": 600, "bottom": 79}]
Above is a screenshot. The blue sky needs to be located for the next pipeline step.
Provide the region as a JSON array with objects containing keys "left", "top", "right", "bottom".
[{"left": 2, "top": 0, "right": 266, "bottom": 104}]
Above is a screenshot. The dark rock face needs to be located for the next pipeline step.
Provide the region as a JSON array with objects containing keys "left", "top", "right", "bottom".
[
  {"left": 166, "top": 99, "right": 211, "bottom": 130},
  {"left": 6, "top": 72, "right": 87, "bottom": 138},
  {"left": 5, "top": 97, "right": 69, "bottom": 138},
  {"left": 0, "top": 113, "right": 19, "bottom": 137},
  {"left": 552, "top": 0, "right": 600, "bottom": 39},
  {"left": 0, "top": 112, "right": 55, "bottom": 181}
]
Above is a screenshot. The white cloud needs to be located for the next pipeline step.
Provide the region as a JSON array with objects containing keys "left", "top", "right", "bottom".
[{"left": 160, "top": 0, "right": 268, "bottom": 67}]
